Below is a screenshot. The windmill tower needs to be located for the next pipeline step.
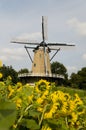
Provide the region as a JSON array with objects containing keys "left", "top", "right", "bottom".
[
  {"left": 32, "top": 46, "right": 51, "bottom": 75},
  {"left": 11, "top": 16, "right": 75, "bottom": 84},
  {"left": 31, "top": 16, "right": 51, "bottom": 75}
]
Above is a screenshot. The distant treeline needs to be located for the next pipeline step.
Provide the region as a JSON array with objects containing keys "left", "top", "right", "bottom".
[{"left": 0, "top": 62, "right": 86, "bottom": 90}]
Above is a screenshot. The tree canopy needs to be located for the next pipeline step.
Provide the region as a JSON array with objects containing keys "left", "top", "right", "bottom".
[
  {"left": 0, "top": 65, "right": 19, "bottom": 84},
  {"left": 51, "top": 61, "right": 68, "bottom": 79},
  {"left": 70, "top": 67, "right": 86, "bottom": 89},
  {"left": 18, "top": 68, "right": 29, "bottom": 74}
]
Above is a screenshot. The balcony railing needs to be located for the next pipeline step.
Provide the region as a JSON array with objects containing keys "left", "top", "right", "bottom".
[{"left": 18, "top": 73, "right": 64, "bottom": 79}]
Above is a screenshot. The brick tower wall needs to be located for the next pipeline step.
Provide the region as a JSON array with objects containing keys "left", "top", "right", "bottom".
[{"left": 32, "top": 47, "right": 51, "bottom": 75}]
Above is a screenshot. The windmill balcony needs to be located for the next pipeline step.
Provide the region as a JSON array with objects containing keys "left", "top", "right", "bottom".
[{"left": 18, "top": 72, "right": 64, "bottom": 79}]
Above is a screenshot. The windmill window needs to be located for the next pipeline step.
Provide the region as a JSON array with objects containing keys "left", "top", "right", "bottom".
[{"left": 34, "top": 63, "right": 36, "bottom": 67}]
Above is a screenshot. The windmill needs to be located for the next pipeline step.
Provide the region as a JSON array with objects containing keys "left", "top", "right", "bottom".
[{"left": 11, "top": 16, "right": 75, "bottom": 82}]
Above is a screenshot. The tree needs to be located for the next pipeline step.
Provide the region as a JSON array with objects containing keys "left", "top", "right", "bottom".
[
  {"left": 70, "top": 67, "right": 86, "bottom": 89},
  {"left": 0, "top": 65, "right": 19, "bottom": 84},
  {"left": 18, "top": 68, "right": 29, "bottom": 74},
  {"left": 51, "top": 61, "right": 68, "bottom": 79},
  {"left": 69, "top": 73, "right": 81, "bottom": 88}
]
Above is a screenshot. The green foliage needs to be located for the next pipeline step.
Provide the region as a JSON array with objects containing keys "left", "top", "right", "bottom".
[
  {"left": 0, "top": 101, "right": 16, "bottom": 130},
  {"left": 18, "top": 68, "right": 29, "bottom": 74},
  {"left": 0, "top": 77, "right": 86, "bottom": 130},
  {"left": 21, "top": 119, "right": 40, "bottom": 129},
  {"left": 46, "top": 118, "right": 68, "bottom": 130},
  {"left": 51, "top": 61, "right": 68, "bottom": 79},
  {"left": 0, "top": 65, "right": 19, "bottom": 84},
  {"left": 70, "top": 67, "right": 86, "bottom": 90}
]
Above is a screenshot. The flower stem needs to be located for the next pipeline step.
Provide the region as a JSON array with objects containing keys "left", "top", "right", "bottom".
[
  {"left": 39, "top": 104, "right": 48, "bottom": 126},
  {"left": 14, "top": 104, "right": 33, "bottom": 128}
]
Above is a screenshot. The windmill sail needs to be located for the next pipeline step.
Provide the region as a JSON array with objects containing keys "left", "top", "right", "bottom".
[
  {"left": 11, "top": 16, "right": 75, "bottom": 77},
  {"left": 42, "top": 16, "right": 48, "bottom": 41},
  {"left": 11, "top": 39, "right": 39, "bottom": 45}
]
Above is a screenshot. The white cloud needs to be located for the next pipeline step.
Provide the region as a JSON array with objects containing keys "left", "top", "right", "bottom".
[
  {"left": 0, "top": 55, "right": 8, "bottom": 61},
  {"left": 0, "top": 47, "right": 26, "bottom": 62},
  {"left": 67, "top": 18, "right": 86, "bottom": 36},
  {"left": 82, "top": 53, "right": 86, "bottom": 60},
  {"left": 66, "top": 66, "right": 77, "bottom": 76}
]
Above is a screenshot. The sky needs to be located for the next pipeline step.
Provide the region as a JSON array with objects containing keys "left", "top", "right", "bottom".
[{"left": 0, "top": 0, "right": 86, "bottom": 77}]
